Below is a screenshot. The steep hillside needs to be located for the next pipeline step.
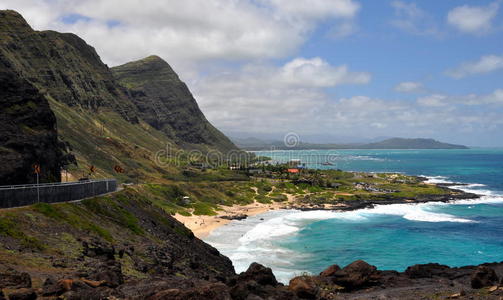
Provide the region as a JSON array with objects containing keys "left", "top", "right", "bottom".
[
  {"left": 112, "top": 56, "right": 237, "bottom": 153},
  {"left": 0, "top": 187, "right": 237, "bottom": 298},
  {"left": 0, "top": 54, "right": 65, "bottom": 185},
  {"left": 0, "top": 10, "right": 137, "bottom": 122}
]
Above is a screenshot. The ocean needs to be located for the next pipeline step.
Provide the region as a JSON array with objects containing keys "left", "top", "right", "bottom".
[{"left": 204, "top": 149, "right": 503, "bottom": 283}]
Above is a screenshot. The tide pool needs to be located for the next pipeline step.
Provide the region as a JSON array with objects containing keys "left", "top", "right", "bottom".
[{"left": 204, "top": 149, "right": 503, "bottom": 283}]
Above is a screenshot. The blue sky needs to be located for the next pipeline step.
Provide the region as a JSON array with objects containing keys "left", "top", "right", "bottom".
[{"left": 2, "top": 0, "right": 503, "bottom": 146}]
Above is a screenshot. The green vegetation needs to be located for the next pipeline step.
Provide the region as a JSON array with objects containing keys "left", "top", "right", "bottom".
[{"left": 0, "top": 214, "right": 45, "bottom": 250}]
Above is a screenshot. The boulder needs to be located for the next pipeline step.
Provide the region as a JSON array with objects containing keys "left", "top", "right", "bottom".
[
  {"left": 289, "top": 276, "right": 319, "bottom": 299},
  {"left": 237, "top": 263, "right": 278, "bottom": 286},
  {"left": 405, "top": 263, "right": 451, "bottom": 279},
  {"left": 319, "top": 264, "right": 341, "bottom": 277},
  {"left": 332, "top": 260, "right": 379, "bottom": 290},
  {"left": 0, "top": 269, "right": 31, "bottom": 289},
  {"left": 471, "top": 266, "right": 498, "bottom": 289},
  {"left": 148, "top": 282, "right": 231, "bottom": 300},
  {"left": 41, "top": 277, "right": 65, "bottom": 296},
  {"left": 7, "top": 288, "right": 37, "bottom": 300}
]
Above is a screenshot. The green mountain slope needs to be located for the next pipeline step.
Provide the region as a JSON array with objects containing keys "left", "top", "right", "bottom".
[
  {"left": 111, "top": 56, "right": 238, "bottom": 153},
  {"left": 0, "top": 10, "right": 137, "bottom": 122}
]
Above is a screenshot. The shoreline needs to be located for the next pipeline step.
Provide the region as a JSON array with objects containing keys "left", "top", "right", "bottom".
[{"left": 174, "top": 178, "right": 481, "bottom": 239}]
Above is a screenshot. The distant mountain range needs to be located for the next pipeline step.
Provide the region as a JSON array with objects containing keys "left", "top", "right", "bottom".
[{"left": 231, "top": 137, "right": 468, "bottom": 150}]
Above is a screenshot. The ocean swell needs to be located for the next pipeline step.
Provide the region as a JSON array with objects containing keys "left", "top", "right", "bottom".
[{"left": 205, "top": 175, "right": 503, "bottom": 283}]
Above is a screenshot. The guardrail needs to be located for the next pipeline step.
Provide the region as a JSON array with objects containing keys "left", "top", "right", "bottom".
[{"left": 0, "top": 179, "right": 117, "bottom": 209}]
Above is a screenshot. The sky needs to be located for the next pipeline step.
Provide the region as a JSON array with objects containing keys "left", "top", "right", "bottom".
[{"left": 1, "top": 0, "right": 503, "bottom": 146}]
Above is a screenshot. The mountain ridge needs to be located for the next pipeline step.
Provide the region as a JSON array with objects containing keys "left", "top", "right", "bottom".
[
  {"left": 232, "top": 136, "right": 468, "bottom": 150},
  {"left": 111, "top": 55, "right": 237, "bottom": 153}
]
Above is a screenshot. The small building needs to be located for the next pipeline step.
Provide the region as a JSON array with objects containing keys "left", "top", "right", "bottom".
[{"left": 287, "top": 168, "right": 299, "bottom": 173}]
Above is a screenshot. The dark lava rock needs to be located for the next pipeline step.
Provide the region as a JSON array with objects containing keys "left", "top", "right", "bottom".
[
  {"left": 0, "top": 47, "right": 65, "bottom": 185},
  {"left": 237, "top": 263, "right": 278, "bottom": 286},
  {"left": 230, "top": 263, "right": 296, "bottom": 300},
  {"left": 289, "top": 276, "right": 320, "bottom": 299},
  {"left": 41, "top": 277, "right": 64, "bottom": 296},
  {"left": 319, "top": 264, "right": 341, "bottom": 277},
  {"left": 7, "top": 288, "right": 37, "bottom": 300},
  {"left": 405, "top": 263, "right": 451, "bottom": 279},
  {"left": 148, "top": 282, "right": 231, "bottom": 300},
  {"left": 471, "top": 266, "right": 499, "bottom": 289},
  {"left": 332, "top": 260, "right": 380, "bottom": 290},
  {"left": 0, "top": 269, "right": 31, "bottom": 289},
  {"left": 220, "top": 214, "right": 248, "bottom": 221}
]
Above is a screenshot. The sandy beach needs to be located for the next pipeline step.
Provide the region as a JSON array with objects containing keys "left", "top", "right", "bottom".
[
  {"left": 174, "top": 194, "right": 297, "bottom": 238},
  {"left": 174, "top": 193, "right": 354, "bottom": 238}
]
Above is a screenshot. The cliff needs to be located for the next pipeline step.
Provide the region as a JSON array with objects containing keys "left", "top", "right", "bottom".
[
  {"left": 112, "top": 56, "right": 237, "bottom": 153},
  {"left": 0, "top": 54, "right": 63, "bottom": 184},
  {"left": 0, "top": 10, "right": 138, "bottom": 122}
]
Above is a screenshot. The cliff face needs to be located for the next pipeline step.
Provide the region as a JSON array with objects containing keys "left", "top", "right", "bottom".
[
  {"left": 0, "top": 10, "right": 138, "bottom": 122},
  {"left": 0, "top": 55, "right": 63, "bottom": 184},
  {"left": 112, "top": 56, "right": 238, "bottom": 153}
]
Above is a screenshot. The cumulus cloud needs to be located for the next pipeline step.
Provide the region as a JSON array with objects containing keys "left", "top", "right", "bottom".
[
  {"left": 192, "top": 57, "right": 371, "bottom": 132},
  {"left": 417, "top": 94, "right": 449, "bottom": 107},
  {"left": 447, "top": 1, "right": 500, "bottom": 34},
  {"left": 394, "top": 81, "right": 424, "bottom": 93},
  {"left": 417, "top": 89, "right": 503, "bottom": 107},
  {"left": 446, "top": 54, "right": 503, "bottom": 78},
  {"left": 390, "top": 1, "right": 441, "bottom": 36},
  {"left": 0, "top": 0, "right": 361, "bottom": 71},
  {"left": 263, "top": 0, "right": 360, "bottom": 20}
]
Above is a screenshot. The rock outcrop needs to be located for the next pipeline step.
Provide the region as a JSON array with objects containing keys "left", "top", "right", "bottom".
[{"left": 0, "top": 54, "right": 64, "bottom": 184}]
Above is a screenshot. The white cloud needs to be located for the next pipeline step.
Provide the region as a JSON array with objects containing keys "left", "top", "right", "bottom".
[
  {"left": 264, "top": 0, "right": 360, "bottom": 21},
  {"left": 328, "top": 20, "right": 358, "bottom": 39},
  {"left": 447, "top": 1, "right": 500, "bottom": 34},
  {"left": 193, "top": 57, "right": 370, "bottom": 133},
  {"left": 390, "top": 1, "right": 441, "bottom": 36},
  {"left": 417, "top": 94, "right": 448, "bottom": 107},
  {"left": 0, "top": 0, "right": 361, "bottom": 71},
  {"left": 457, "top": 89, "right": 503, "bottom": 105},
  {"left": 394, "top": 81, "right": 424, "bottom": 93},
  {"left": 417, "top": 89, "right": 503, "bottom": 107},
  {"left": 279, "top": 57, "right": 370, "bottom": 87},
  {"left": 446, "top": 54, "right": 503, "bottom": 78}
]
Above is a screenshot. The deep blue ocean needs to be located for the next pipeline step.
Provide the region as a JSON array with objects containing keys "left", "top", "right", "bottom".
[{"left": 205, "top": 149, "right": 503, "bottom": 283}]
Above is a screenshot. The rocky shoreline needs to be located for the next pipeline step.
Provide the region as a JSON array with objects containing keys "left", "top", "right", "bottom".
[
  {"left": 2, "top": 245, "right": 503, "bottom": 299},
  {"left": 230, "top": 180, "right": 481, "bottom": 217},
  {"left": 0, "top": 182, "right": 493, "bottom": 300}
]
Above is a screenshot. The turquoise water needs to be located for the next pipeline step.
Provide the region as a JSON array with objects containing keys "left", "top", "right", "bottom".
[{"left": 205, "top": 149, "right": 503, "bottom": 283}]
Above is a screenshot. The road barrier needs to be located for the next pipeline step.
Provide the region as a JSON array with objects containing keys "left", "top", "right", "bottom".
[{"left": 0, "top": 179, "right": 117, "bottom": 208}]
